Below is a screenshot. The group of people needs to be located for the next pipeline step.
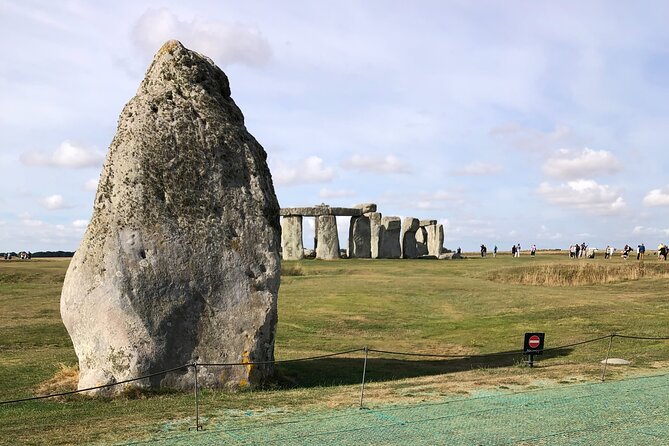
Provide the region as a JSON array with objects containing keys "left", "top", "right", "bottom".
[
  {"left": 3, "top": 251, "right": 31, "bottom": 260},
  {"left": 569, "top": 243, "right": 589, "bottom": 258}
]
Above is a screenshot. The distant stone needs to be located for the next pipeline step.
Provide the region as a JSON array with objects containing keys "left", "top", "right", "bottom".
[
  {"left": 354, "top": 203, "right": 377, "bottom": 213},
  {"left": 316, "top": 215, "right": 340, "bottom": 260},
  {"left": 379, "top": 217, "right": 401, "bottom": 258},
  {"left": 281, "top": 216, "right": 303, "bottom": 260},
  {"left": 60, "top": 40, "right": 281, "bottom": 394},
  {"left": 600, "top": 358, "right": 631, "bottom": 365},
  {"left": 415, "top": 227, "right": 428, "bottom": 256},
  {"left": 401, "top": 218, "right": 420, "bottom": 259},
  {"left": 303, "top": 248, "right": 316, "bottom": 258},
  {"left": 368, "top": 212, "right": 382, "bottom": 259},
  {"left": 426, "top": 224, "right": 444, "bottom": 256},
  {"left": 348, "top": 215, "right": 371, "bottom": 258}
]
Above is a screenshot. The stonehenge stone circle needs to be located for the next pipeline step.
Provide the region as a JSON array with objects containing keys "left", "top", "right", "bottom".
[
  {"left": 349, "top": 215, "right": 371, "bottom": 258},
  {"left": 415, "top": 226, "right": 429, "bottom": 256},
  {"left": 427, "top": 224, "right": 444, "bottom": 256},
  {"left": 368, "top": 212, "right": 382, "bottom": 259},
  {"left": 281, "top": 216, "right": 304, "bottom": 260},
  {"left": 401, "top": 218, "right": 420, "bottom": 258},
  {"left": 316, "top": 215, "right": 340, "bottom": 259},
  {"left": 379, "top": 217, "right": 402, "bottom": 258},
  {"left": 60, "top": 40, "right": 281, "bottom": 394}
]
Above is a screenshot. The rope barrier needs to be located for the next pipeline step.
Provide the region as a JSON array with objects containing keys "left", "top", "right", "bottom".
[{"left": 1, "top": 333, "right": 667, "bottom": 406}]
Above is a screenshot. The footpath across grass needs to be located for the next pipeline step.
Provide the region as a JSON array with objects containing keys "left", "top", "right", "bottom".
[{"left": 1, "top": 254, "right": 668, "bottom": 444}]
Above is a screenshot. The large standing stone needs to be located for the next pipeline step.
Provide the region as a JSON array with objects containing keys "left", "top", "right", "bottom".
[
  {"left": 401, "top": 218, "right": 420, "bottom": 259},
  {"left": 415, "top": 227, "right": 429, "bottom": 256},
  {"left": 368, "top": 212, "right": 382, "bottom": 259},
  {"left": 316, "top": 215, "right": 340, "bottom": 259},
  {"left": 348, "top": 215, "right": 371, "bottom": 258},
  {"left": 281, "top": 216, "right": 303, "bottom": 260},
  {"left": 60, "top": 41, "right": 281, "bottom": 394},
  {"left": 379, "top": 217, "right": 401, "bottom": 258},
  {"left": 427, "top": 224, "right": 444, "bottom": 256}
]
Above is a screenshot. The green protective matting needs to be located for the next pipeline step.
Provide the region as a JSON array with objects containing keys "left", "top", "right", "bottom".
[{"left": 120, "top": 373, "right": 669, "bottom": 446}]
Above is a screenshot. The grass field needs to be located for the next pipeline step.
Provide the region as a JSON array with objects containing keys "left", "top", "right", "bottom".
[{"left": 1, "top": 253, "right": 669, "bottom": 444}]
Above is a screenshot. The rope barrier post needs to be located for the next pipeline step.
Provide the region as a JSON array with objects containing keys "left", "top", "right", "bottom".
[
  {"left": 359, "top": 346, "right": 369, "bottom": 409},
  {"left": 601, "top": 334, "right": 614, "bottom": 382},
  {"left": 190, "top": 362, "right": 203, "bottom": 431}
]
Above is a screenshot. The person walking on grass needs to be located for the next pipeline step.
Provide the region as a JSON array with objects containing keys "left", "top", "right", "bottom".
[
  {"left": 493, "top": 245, "right": 498, "bottom": 257},
  {"left": 639, "top": 243, "right": 645, "bottom": 261},
  {"left": 511, "top": 244, "right": 517, "bottom": 257}
]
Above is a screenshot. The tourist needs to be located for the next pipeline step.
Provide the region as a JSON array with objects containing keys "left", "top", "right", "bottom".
[
  {"left": 575, "top": 243, "right": 581, "bottom": 258},
  {"left": 638, "top": 243, "right": 645, "bottom": 261},
  {"left": 622, "top": 244, "right": 632, "bottom": 259},
  {"left": 530, "top": 244, "right": 537, "bottom": 256},
  {"left": 659, "top": 244, "right": 667, "bottom": 261},
  {"left": 493, "top": 245, "right": 497, "bottom": 257},
  {"left": 511, "top": 244, "right": 517, "bottom": 257},
  {"left": 516, "top": 243, "right": 521, "bottom": 257}
]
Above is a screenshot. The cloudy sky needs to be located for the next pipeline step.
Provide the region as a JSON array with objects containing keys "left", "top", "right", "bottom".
[{"left": 1, "top": 1, "right": 669, "bottom": 252}]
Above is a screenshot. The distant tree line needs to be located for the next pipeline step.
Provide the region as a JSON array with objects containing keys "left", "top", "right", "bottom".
[{"left": 2, "top": 251, "right": 74, "bottom": 258}]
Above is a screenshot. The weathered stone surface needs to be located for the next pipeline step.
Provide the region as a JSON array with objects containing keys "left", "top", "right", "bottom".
[
  {"left": 401, "top": 218, "right": 420, "bottom": 259},
  {"left": 379, "top": 217, "right": 401, "bottom": 258},
  {"left": 60, "top": 40, "right": 280, "bottom": 394},
  {"left": 354, "top": 203, "right": 377, "bottom": 214},
  {"left": 281, "top": 216, "right": 303, "bottom": 260},
  {"left": 426, "top": 224, "right": 444, "bottom": 257},
  {"left": 348, "top": 215, "right": 371, "bottom": 258},
  {"left": 316, "top": 215, "right": 340, "bottom": 259},
  {"left": 415, "top": 227, "right": 428, "bottom": 256},
  {"left": 368, "top": 212, "right": 382, "bottom": 259},
  {"left": 419, "top": 219, "right": 437, "bottom": 226},
  {"left": 600, "top": 358, "right": 631, "bottom": 365},
  {"left": 280, "top": 205, "right": 362, "bottom": 217}
]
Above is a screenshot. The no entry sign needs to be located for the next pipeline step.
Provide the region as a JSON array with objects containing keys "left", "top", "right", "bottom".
[{"left": 523, "top": 332, "right": 545, "bottom": 355}]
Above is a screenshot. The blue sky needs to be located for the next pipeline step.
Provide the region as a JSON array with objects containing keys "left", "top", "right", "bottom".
[{"left": 1, "top": 1, "right": 669, "bottom": 252}]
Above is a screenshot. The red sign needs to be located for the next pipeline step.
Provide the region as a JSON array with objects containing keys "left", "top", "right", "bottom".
[{"left": 528, "top": 335, "right": 541, "bottom": 349}]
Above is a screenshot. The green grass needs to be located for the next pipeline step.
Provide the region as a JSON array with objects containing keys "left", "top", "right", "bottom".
[{"left": 1, "top": 255, "right": 669, "bottom": 444}]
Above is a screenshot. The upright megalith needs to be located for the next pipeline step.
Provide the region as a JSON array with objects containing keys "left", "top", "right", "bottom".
[
  {"left": 368, "top": 212, "right": 382, "bottom": 259},
  {"left": 401, "top": 218, "right": 420, "bottom": 259},
  {"left": 415, "top": 227, "right": 429, "bottom": 256},
  {"left": 316, "top": 215, "right": 340, "bottom": 259},
  {"left": 379, "top": 217, "right": 402, "bottom": 258},
  {"left": 348, "top": 215, "right": 371, "bottom": 258},
  {"left": 426, "top": 224, "right": 444, "bottom": 256},
  {"left": 60, "top": 41, "right": 281, "bottom": 394},
  {"left": 281, "top": 216, "right": 303, "bottom": 260}
]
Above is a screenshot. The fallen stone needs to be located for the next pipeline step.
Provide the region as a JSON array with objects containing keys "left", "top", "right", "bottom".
[
  {"left": 600, "top": 358, "right": 631, "bottom": 365},
  {"left": 60, "top": 40, "right": 281, "bottom": 394}
]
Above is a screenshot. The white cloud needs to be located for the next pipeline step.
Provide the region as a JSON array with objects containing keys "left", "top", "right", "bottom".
[
  {"left": 84, "top": 178, "right": 99, "bottom": 192},
  {"left": 19, "top": 213, "right": 43, "bottom": 227},
  {"left": 132, "top": 8, "right": 272, "bottom": 67},
  {"left": 543, "top": 148, "right": 622, "bottom": 179},
  {"left": 453, "top": 162, "right": 503, "bottom": 176},
  {"left": 319, "top": 188, "right": 356, "bottom": 199},
  {"left": 643, "top": 186, "right": 669, "bottom": 207},
  {"left": 632, "top": 225, "right": 669, "bottom": 237},
  {"left": 341, "top": 154, "right": 411, "bottom": 174},
  {"left": 537, "top": 180, "right": 626, "bottom": 215},
  {"left": 72, "top": 219, "right": 89, "bottom": 229},
  {"left": 42, "top": 194, "right": 68, "bottom": 210},
  {"left": 273, "top": 156, "right": 334, "bottom": 186},
  {"left": 21, "top": 140, "right": 104, "bottom": 168},
  {"left": 490, "top": 124, "right": 579, "bottom": 154}
]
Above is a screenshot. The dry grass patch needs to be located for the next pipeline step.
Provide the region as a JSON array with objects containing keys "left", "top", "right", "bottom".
[
  {"left": 486, "top": 262, "right": 669, "bottom": 286},
  {"left": 35, "top": 363, "right": 78, "bottom": 396}
]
